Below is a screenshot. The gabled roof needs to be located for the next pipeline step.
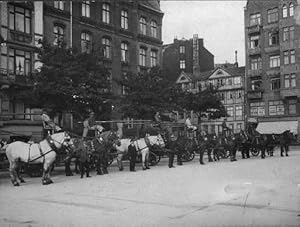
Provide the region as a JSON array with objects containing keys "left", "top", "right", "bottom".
[{"left": 175, "top": 66, "right": 245, "bottom": 84}]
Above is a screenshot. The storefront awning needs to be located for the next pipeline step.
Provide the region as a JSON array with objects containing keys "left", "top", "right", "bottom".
[{"left": 256, "top": 121, "right": 298, "bottom": 134}]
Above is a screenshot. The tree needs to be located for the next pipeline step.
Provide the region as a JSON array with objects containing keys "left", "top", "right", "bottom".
[
  {"left": 32, "top": 42, "right": 112, "bottom": 119},
  {"left": 178, "top": 85, "right": 227, "bottom": 121},
  {"left": 116, "top": 67, "right": 180, "bottom": 119}
]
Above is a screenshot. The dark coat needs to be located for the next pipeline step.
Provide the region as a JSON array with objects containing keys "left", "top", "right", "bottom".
[
  {"left": 75, "top": 141, "right": 90, "bottom": 162},
  {"left": 128, "top": 144, "right": 137, "bottom": 157}
]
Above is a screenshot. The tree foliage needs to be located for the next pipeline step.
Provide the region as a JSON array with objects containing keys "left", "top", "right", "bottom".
[
  {"left": 32, "top": 42, "right": 112, "bottom": 119},
  {"left": 178, "top": 86, "right": 227, "bottom": 120},
  {"left": 116, "top": 67, "right": 180, "bottom": 119},
  {"left": 116, "top": 67, "right": 226, "bottom": 121}
]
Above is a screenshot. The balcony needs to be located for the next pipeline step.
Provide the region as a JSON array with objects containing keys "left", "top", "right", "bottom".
[
  {"left": 248, "top": 69, "right": 262, "bottom": 77},
  {"left": 265, "top": 45, "right": 280, "bottom": 54},
  {"left": 281, "top": 88, "right": 300, "bottom": 98},
  {"left": 247, "top": 25, "right": 261, "bottom": 34},
  {"left": 248, "top": 90, "right": 263, "bottom": 99},
  {"left": 8, "top": 30, "right": 33, "bottom": 44},
  {"left": 248, "top": 47, "right": 261, "bottom": 56}
]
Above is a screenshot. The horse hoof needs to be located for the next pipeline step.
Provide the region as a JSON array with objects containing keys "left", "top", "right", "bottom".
[
  {"left": 48, "top": 179, "right": 53, "bottom": 184},
  {"left": 13, "top": 182, "right": 20, "bottom": 186},
  {"left": 20, "top": 179, "right": 26, "bottom": 183},
  {"left": 42, "top": 181, "right": 48, "bottom": 185},
  {"left": 143, "top": 167, "right": 147, "bottom": 170}
]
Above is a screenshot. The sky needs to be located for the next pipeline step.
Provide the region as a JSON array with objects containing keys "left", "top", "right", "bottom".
[{"left": 160, "top": 0, "right": 247, "bottom": 66}]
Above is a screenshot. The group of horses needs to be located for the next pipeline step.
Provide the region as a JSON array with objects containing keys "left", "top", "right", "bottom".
[{"left": 2, "top": 124, "right": 296, "bottom": 186}]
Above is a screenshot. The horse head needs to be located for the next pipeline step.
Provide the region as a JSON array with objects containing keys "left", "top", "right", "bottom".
[
  {"left": 104, "top": 130, "right": 121, "bottom": 147},
  {"left": 148, "top": 134, "right": 165, "bottom": 148},
  {"left": 50, "top": 131, "right": 72, "bottom": 150}
]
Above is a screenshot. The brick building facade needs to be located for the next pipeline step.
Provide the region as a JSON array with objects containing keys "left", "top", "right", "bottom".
[
  {"left": 0, "top": 1, "right": 163, "bottom": 140},
  {"left": 162, "top": 34, "right": 214, "bottom": 82},
  {"left": 244, "top": 0, "right": 300, "bottom": 135}
]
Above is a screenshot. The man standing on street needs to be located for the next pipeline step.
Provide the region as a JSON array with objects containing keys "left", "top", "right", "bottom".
[{"left": 128, "top": 139, "right": 137, "bottom": 171}]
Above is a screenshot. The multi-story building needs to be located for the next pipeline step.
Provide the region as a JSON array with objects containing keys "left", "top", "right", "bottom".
[
  {"left": 162, "top": 34, "right": 214, "bottom": 82},
  {"left": 175, "top": 65, "right": 245, "bottom": 135},
  {"left": 0, "top": 1, "right": 163, "bottom": 140},
  {"left": 244, "top": 0, "right": 300, "bottom": 135}
]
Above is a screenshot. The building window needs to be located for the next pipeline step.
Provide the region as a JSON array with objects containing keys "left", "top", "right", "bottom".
[
  {"left": 81, "top": 32, "right": 91, "bottom": 53},
  {"left": 102, "top": 3, "right": 110, "bottom": 24},
  {"left": 226, "top": 106, "right": 234, "bottom": 117},
  {"left": 102, "top": 37, "right": 112, "bottom": 59},
  {"left": 121, "top": 10, "right": 128, "bottom": 30},
  {"left": 290, "top": 26, "right": 294, "bottom": 40},
  {"left": 227, "top": 78, "right": 232, "bottom": 85},
  {"left": 284, "top": 51, "right": 289, "bottom": 65},
  {"left": 236, "top": 90, "right": 242, "bottom": 99},
  {"left": 139, "top": 47, "right": 146, "bottom": 67},
  {"left": 285, "top": 74, "right": 296, "bottom": 88},
  {"left": 237, "top": 123, "right": 242, "bottom": 132},
  {"left": 282, "top": 4, "right": 288, "bottom": 18},
  {"left": 283, "top": 27, "right": 289, "bottom": 41},
  {"left": 179, "top": 46, "right": 185, "bottom": 54},
  {"left": 249, "top": 35, "right": 259, "bottom": 48},
  {"left": 54, "top": 1, "right": 64, "bottom": 10},
  {"left": 180, "top": 60, "right": 185, "bottom": 69},
  {"left": 53, "top": 25, "right": 64, "bottom": 46},
  {"left": 269, "top": 100, "right": 284, "bottom": 115},
  {"left": 288, "top": 99, "right": 297, "bottom": 115},
  {"left": 139, "top": 17, "right": 147, "bottom": 35},
  {"left": 284, "top": 75, "right": 290, "bottom": 88},
  {"left": 228, "top": 91, "right": 233, "bottom": 99},
  {"left": 250, "top": 102, "right": 265, "bottom": 116},
  {"left": 82, "top": 1, "right": 90, "bottom": 18},
  {"left": 251, "top": 79, "right": 262, "bottom": 90},
  {"left": 291, "top": 74, "right": 296, "bottom": 87},
  {"left": 267, "top": 8, "right": 278, "bottom": 23},
  {"left": 8, "top": 49, "right": 31, "bottom": 76},
  {"left": 289, "top": 3, "right": 294, "bottom": 16},
  {"left": 235, "top": 106, "right": 243, "bottom": 117},
  {"left": 290, "top": 50, "right": 295, "bottom": 64},
  {"left": 249, "top": 13, "right": 261, "bottom": 26},
  {"left": 269, "top": 55, "right": 280, "bottom": 68},
  {"left": 150, "top": 50, "right": 158, "bottom": 67},
  {"left": 283, "top": 26, "right": 295, "bottom": 41},
  {"left": 234, "top": 76, "right": 241, "bottom": 85},
  {"left": 270, "top": 78, "right": 281, "bottom": 90},
  {"left": 121, "top": 42, "right": 129, "bottom": 63},
  {"left": 268, "top": 31, "right": 279, "bottom": 46},
  {"left": 9, "top": 5, "right": 31, "bottom": 34},
  {"left": 150, "top": 20, "right": 158, "bottom": 38},
  {"left": 250, "top": 57, "right": 262, "bottom": 70}
]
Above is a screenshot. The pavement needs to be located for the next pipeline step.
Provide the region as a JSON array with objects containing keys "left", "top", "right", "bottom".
[{"left": 0, "top": 147, "right": 300, "bottom": 227}]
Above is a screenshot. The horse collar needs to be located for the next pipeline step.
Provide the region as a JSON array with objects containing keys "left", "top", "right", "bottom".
[{"left": 46, "top": 136, "right": 58, "bottom": 151}]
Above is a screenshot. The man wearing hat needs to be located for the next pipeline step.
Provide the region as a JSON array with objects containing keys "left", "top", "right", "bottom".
[
  {"left": 128, "top": 138, "right": 137, "bottom": 171},
  {"left": 82, "top": 111, "right": 104, "bottom": 139},
  {"left": 167, "top": 134, "right": 177, "bottom": 168}
]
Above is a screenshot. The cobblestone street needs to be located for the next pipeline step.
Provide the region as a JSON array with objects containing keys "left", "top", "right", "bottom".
[{"left": 1, "top": 147, "right": 299, "bottom": 227}]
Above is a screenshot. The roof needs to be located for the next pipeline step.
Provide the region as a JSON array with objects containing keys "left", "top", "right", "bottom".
[
  {"left": 139, "top": 0, "right": 163, "bottom": 14},
  {"left": 256, "top": 121, "right": 298, "bottom": 134}
]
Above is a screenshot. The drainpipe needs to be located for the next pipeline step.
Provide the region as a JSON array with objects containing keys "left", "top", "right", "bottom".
[{"left": 70, "top": 1, "right": 73, "bottom": 49}]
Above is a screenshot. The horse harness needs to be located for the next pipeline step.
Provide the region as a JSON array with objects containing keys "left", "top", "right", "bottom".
[{"left": 28, "top": 136, "right": 62, "bottom": 163}]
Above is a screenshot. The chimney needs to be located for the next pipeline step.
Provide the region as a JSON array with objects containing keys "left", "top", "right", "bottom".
[{"left": 234, "top": 50, "right": 238, "bottom": 68}]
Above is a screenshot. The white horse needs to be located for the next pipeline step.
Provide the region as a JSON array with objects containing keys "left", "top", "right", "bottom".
[
  {"left": 5, "top": 132, "right": 72, "bottom": 186},
  {"left": 115, "top": 134, "right": 164, "bottom": 171}
]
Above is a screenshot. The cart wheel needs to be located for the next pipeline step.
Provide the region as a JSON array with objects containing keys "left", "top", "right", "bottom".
[
  {"left": 149, "top": 152, "right": 160, "bottom": 166},
  {"left": 250, "top": 147, "right": 260, "bottom": 156},
  {"left": 107, "top": 156, "right": 114, "bottom": 166},
  {"left": 182, "top": 150, "right": 195, "bottom": 162}
]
